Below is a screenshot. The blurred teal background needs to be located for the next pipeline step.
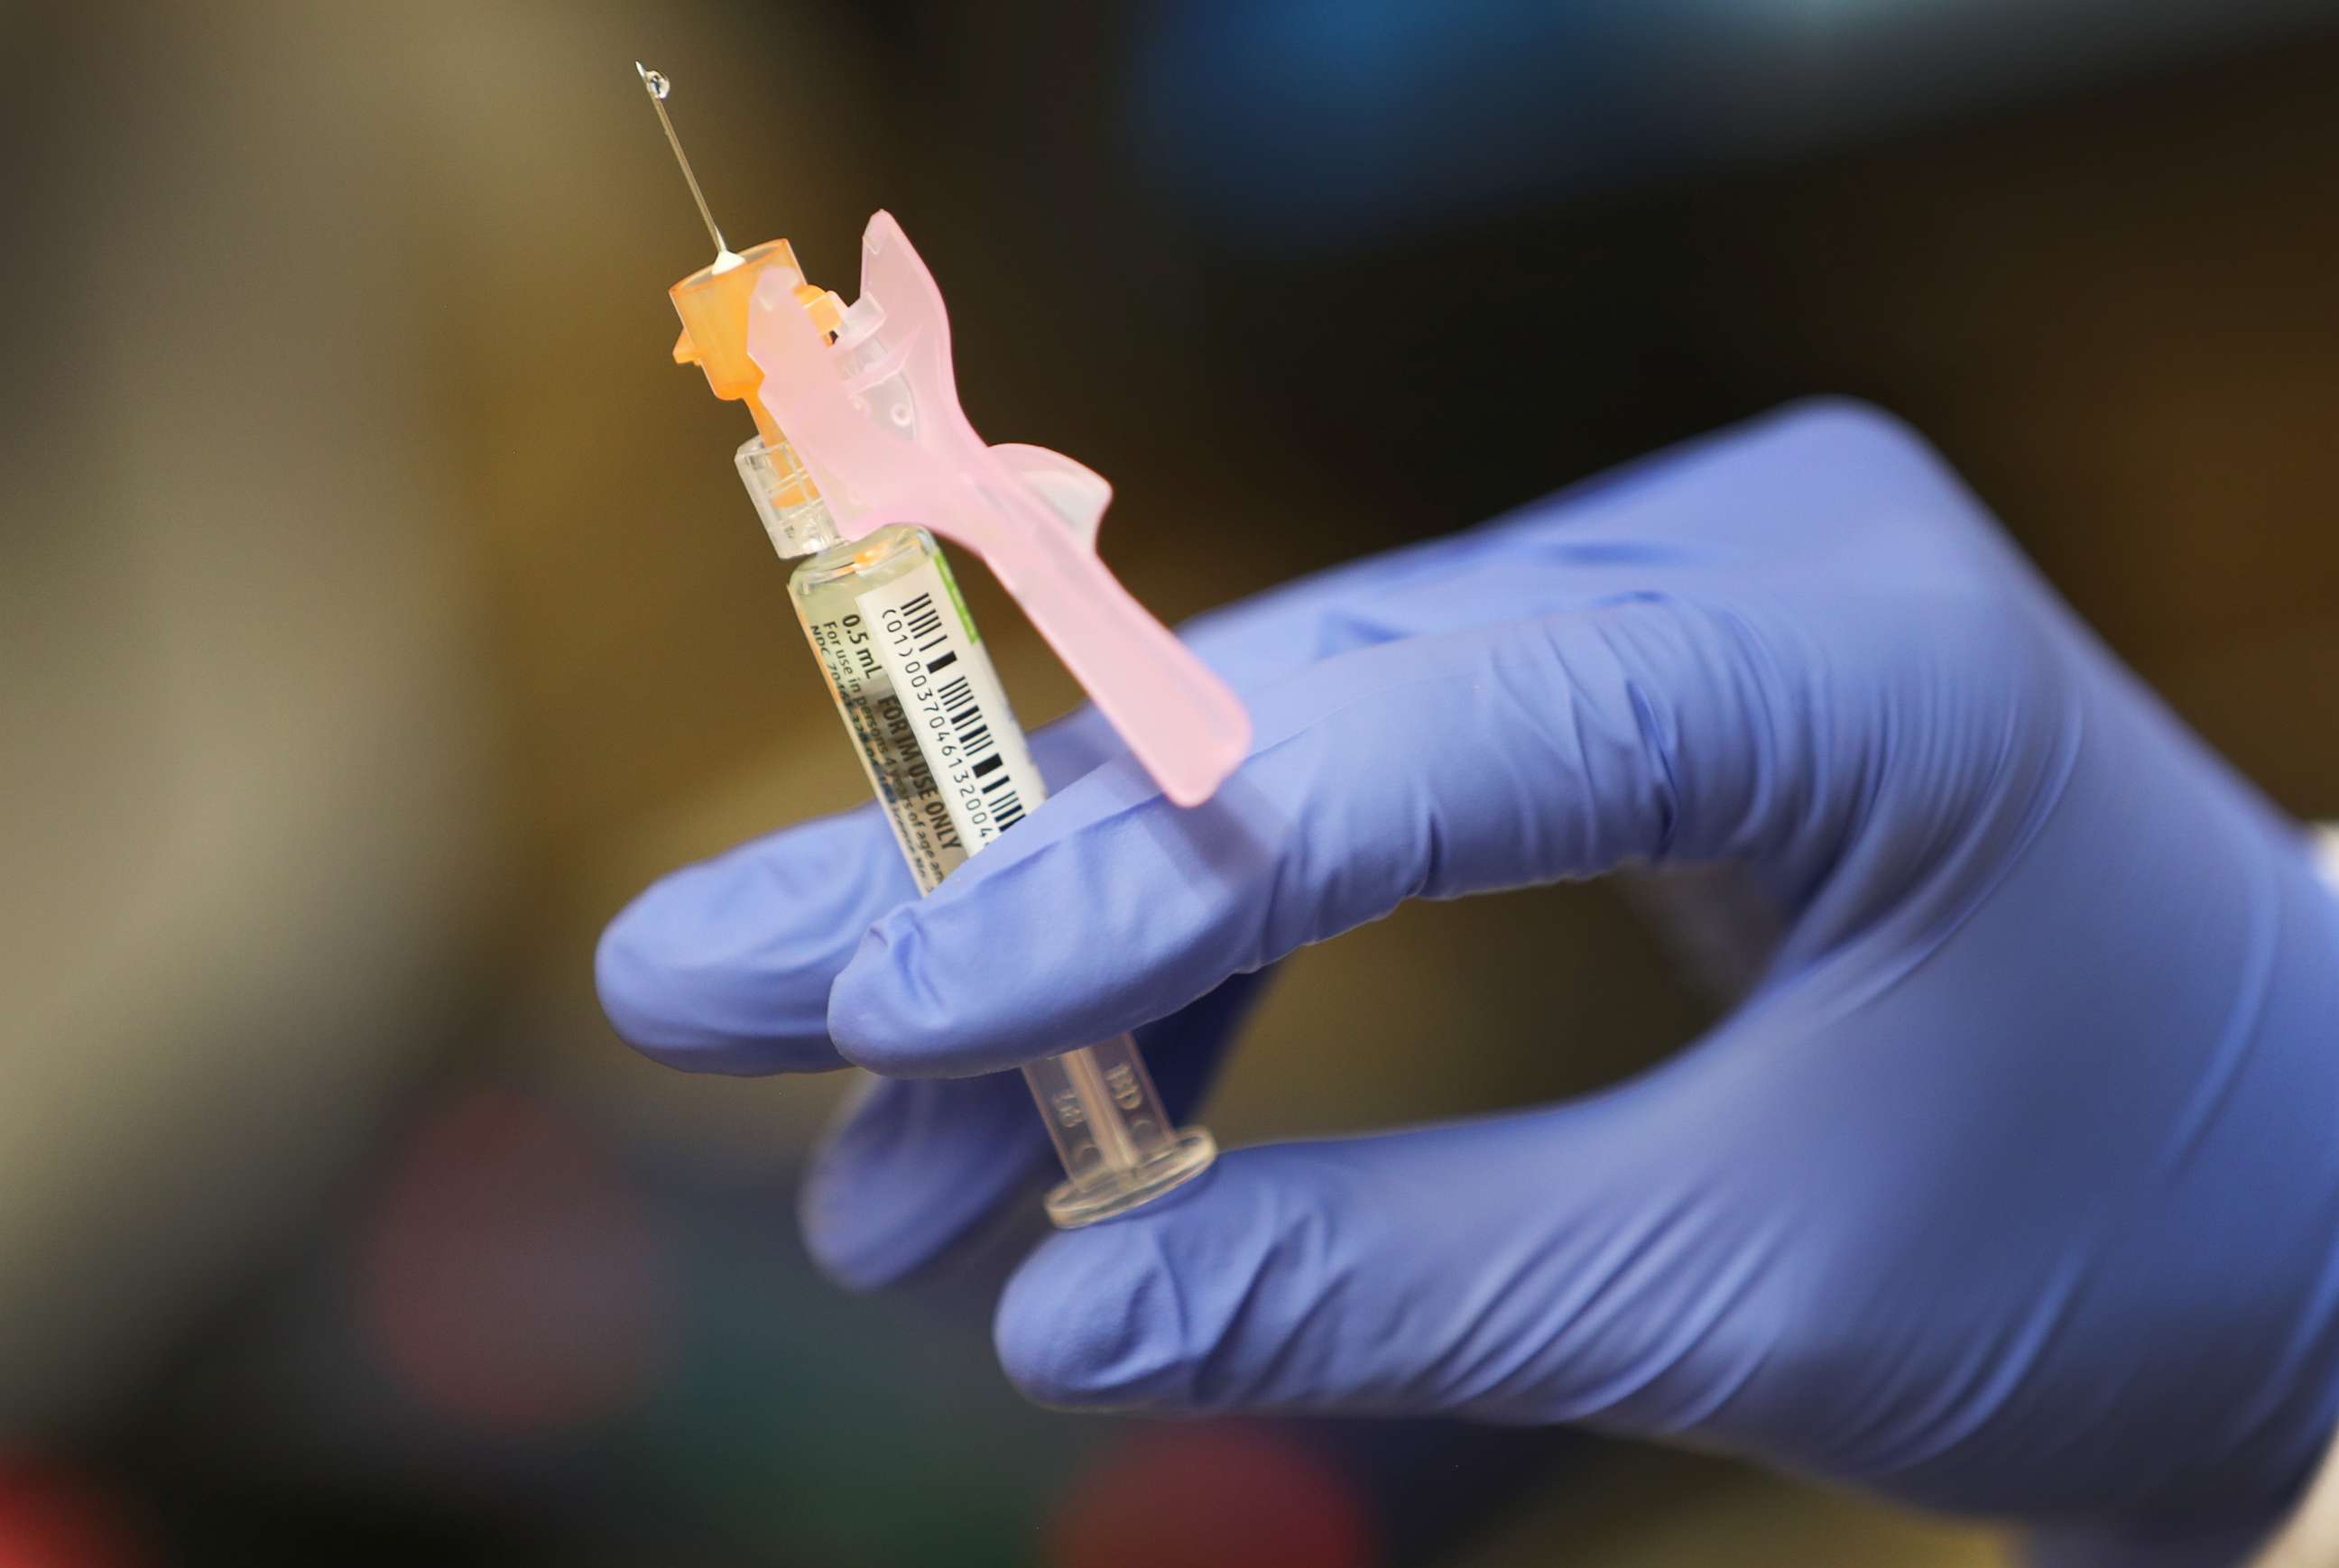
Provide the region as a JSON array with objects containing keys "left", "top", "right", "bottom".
[{"left": 3, "top": 2, "right": 2334, "bottom": 1563}]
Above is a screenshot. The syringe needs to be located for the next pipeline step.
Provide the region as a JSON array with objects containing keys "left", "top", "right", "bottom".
[{"left": 636, "top": 66, "right": 1222, "bottom": 1226}]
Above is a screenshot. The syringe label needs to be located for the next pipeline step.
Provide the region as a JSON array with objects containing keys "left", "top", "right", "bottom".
[
  {"left": 857, "top": 555, "right": 1045, "bottom": 858},
  {"left": 797, "top": 603, "right": 964, "bottom": 893}
]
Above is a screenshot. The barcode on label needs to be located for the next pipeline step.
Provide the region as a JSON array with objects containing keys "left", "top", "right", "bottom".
[
  {"left": 858, "top": 556, "right": 1044, "bottom": 855},
  {"left": 929, "top": 654, "right": 1027, "bottom": 831}
]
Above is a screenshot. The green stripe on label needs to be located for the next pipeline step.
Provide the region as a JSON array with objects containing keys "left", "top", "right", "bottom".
[{"left": 930, "top": 547, "right": 981, "bottom": 644}]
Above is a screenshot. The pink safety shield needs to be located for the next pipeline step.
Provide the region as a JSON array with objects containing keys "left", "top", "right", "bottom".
[{"left": 744, "top": 211, "right": 1251, "bottom": 807}]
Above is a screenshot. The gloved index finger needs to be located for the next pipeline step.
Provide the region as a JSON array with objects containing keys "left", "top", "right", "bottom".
[
  {"left": 596, "top": 798, "right": 916, "bottom": 1075},
  {"left": 595, "top": 711, "right": 1132, "bottom": 1075},
  {"left": 593, "top": 532, "right": 1544, "bottom": 1080}
]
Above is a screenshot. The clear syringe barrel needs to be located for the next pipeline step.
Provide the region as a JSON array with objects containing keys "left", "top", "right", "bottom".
[{"left": 740, "top": 434, "right": 1217, "bottom": 1228}]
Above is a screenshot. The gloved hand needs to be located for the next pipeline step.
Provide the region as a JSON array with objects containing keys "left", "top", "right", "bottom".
[{"left": 598, "top": 401, "right": 2339, "bottom": 1549}]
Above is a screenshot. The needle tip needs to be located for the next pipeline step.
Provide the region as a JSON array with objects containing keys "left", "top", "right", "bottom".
[{"left": 631, "top": 62, "right": 726, "bottom": 256}]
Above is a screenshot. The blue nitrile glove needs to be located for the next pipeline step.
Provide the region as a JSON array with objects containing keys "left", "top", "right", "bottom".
[{"left": 598, "top": 401, "right": 2339, "bottom": 1547}]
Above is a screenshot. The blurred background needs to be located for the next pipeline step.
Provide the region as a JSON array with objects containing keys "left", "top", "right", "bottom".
[{"left": 4, "top": 1, "right": 2336, "bottom": 1563}]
